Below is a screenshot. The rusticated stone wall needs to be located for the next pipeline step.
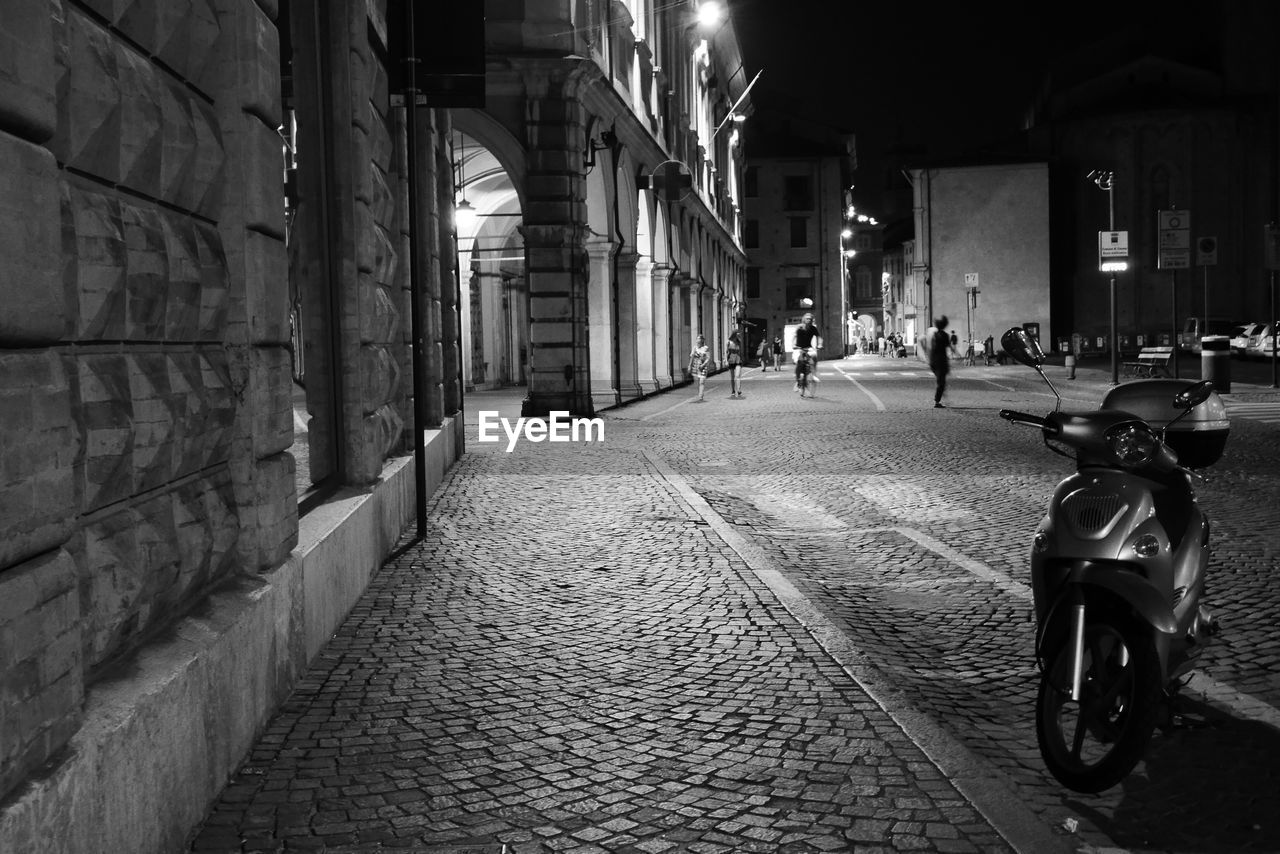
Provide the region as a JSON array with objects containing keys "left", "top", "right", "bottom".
[
  {"left": 0, "top": 0, "right": 292, "bottom": 802},
  {"left": 290, "top": 0, "right": 410, "bottom": 487}
]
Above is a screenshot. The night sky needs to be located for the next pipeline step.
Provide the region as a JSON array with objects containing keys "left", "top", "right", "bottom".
[{"left": 730, "top": 0, "right": 1227, "bottom": 166}]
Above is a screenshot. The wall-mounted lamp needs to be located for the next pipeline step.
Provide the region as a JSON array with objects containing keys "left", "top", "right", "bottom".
[{"left": 585, "top": 127, "right": 619, "bottom": 170}]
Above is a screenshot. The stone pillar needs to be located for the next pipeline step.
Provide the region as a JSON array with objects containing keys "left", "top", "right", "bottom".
[
  {"left": 520, "top": 72, "right": 593, "bottom": 417},
  {"left": 523, "top": 223, "right": 592, "bottom": 416},
  {"left": 651, "top": 262, "right": 675, "bottom": 388},
  {"left": 615, "top": 250, "right": 642, "bottom": 400},
  {"left": 636, "top": 255, "right": 659, "bottom": 392},
  {"left": 672, "top": 273, "right": 691, "bottom": 379},
  {"left": 585, "top": 235, "right": 618, "bottom": 410}
]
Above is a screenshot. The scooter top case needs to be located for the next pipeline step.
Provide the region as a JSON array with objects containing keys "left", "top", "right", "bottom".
[{"left": 1102, "top": 379, "right": 1229, "bottom": 469}]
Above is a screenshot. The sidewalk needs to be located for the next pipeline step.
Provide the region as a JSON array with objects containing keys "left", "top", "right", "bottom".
[{"left": 187, "top": 388, "right": 1046, "bottom": 854}]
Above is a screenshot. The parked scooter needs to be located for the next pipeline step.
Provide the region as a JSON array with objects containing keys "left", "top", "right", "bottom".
[{"left": 998, "top": 327, "right": 1229, "bottom": 793}]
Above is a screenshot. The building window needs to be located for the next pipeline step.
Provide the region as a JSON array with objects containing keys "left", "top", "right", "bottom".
[
  {"left": 746, "top": 267, "right": 761, "bottom": 299},
  {"left": 745, "top": 166, "right": 758, "bottom": 198},
  {"left": 855, "top": 267, "right": 874, "bottom": 300},
  {"left": 783, "top": 175, "right": 812, "bottom": 210},
  {"left": 789, "top": 216, "right": 807, "bottom": 248},
  {"left": 745, "top": 218, "right": 759, "bottom": 248},
  {"left": 785, "top": 276, "right": 812, "bottom": 309}
]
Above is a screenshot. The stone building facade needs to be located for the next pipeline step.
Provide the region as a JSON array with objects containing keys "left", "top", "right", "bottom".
[
  {"left": 1, "top": 1, "right": 464, "bottom": 851},
  {"left": 743, "top": 121, "right": 855, "bottom": 357},
  {"left": 0, "top": 0, "right": 747, "bottom": 851},
  {"left": 472, "top": 0, "right": 752, "bottom": 416}
]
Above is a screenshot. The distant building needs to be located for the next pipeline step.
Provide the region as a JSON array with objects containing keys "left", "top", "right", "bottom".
[
  {"left": 906, "top": 161, "right": 1053, "bottom": 353},
  {"left": 743, "top": 118, "right": 855, "bottom": 356}
]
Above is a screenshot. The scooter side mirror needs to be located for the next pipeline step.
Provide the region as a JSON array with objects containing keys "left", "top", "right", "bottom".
[
  {"left": 1174, "top": 380, "right": 1215, "bottom": 410},
  {"left": 1001, "top": 327, "right": 1046, "bottom": 368}
]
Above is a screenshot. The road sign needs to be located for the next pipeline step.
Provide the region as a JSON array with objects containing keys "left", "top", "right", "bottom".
[
  {"left": 964, "top": 272, "right": 979, "bottom": 286},
  {"left": 1098, "top": 230, "right": 1129, "bottom": 271},
  {"left": 1098, "top": 231, "right": 1128, "bottom": 257},
  {"left": 1159, "top": 209, "right": 1191, "bottom": 270},
  {"left": 1197, "top": 236, "right": 1218, "bottom": 266}
]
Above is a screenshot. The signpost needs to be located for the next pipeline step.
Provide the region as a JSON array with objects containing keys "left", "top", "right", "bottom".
[
  {"left": 1098, "top": 231, "right": 1129, "bottom": 270},
  {"left": 1266, "top": 223, "right": 1280, "bottom": 388},
  {"left": 1159, "top": 209, "right": 1191, "bottom": 377},
  {"left": 963, "top": 273, "right": 980, "bottom": 361}
]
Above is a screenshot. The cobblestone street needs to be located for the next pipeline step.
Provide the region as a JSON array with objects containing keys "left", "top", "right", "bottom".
[{"left": 189, "top": 354, "right": 1280, "bottom": 853}]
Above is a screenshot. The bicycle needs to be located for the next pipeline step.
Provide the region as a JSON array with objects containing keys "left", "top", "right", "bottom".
[{"left": 795, "top": 349, "right": 815, "bottom": 398}]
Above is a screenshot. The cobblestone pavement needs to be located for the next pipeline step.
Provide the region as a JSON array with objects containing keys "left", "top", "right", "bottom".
[{"left": 189, "top": 355, "right": 1280, "bottom": 854}]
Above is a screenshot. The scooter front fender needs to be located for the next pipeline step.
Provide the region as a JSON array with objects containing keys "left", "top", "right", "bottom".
[{"left": 1037, "top": 561, "right": 1178, "bottom": 664}]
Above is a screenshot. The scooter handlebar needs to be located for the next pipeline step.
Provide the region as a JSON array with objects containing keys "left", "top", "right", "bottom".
[{"left": 1000, "top": 409, "right": 1053, "bottom": 431}]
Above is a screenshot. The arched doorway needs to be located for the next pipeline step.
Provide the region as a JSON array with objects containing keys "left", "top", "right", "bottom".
[{"left": 452, "top": 128, "right": 525, "bottom": 389}]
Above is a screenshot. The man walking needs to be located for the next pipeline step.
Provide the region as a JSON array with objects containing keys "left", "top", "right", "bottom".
[{"left": 930, "top": 316, "right": 953, "bottom": 408}]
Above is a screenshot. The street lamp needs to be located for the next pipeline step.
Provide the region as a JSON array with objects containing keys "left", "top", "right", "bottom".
[{"left": 697, "top": 0, "right": 724, "bottom": 28}]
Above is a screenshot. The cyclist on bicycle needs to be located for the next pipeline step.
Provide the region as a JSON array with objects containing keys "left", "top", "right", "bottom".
[{"left": 792, "top": 313, "right": 822, "bottom": 394}]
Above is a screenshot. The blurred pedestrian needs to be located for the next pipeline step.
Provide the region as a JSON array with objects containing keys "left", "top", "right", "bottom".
[
  {"left": 983, "top": 334, "right": 995, "bottom": 366},
  {"left": 772, "top": 336, "right": 783, "bottom": 371},
  {"left": 726, "top": 330, "right": 744, "bottom": 397},
  {"left": 688, "top": 333, "right": 711, "bottom": 402},
  {"left": 757, "top": 336, "right": 771, "bottom": 370},
  {"left": 931, "top": 316, "right": 952, "bottom": 408}
]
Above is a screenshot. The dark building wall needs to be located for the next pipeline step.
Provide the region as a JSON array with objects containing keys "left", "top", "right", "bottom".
[
  {"left": 0, "top": 0, "right": 283, "bottom": 802},
  {"left": 0, "top": 2, "right": 464, "bottom": 850}
]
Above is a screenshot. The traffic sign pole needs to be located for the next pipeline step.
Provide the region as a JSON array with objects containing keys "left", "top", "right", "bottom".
[{"left": 1159, "top": 209, "right": 1192, "bottom": 379}]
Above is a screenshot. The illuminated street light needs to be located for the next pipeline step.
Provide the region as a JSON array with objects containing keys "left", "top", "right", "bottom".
[{"left": 697, "top": 0, "right": 723, "bottom": 28}]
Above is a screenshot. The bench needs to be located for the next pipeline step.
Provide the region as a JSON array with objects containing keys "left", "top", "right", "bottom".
[{"left": 1123, "top": 346, "right": 1173, "bottom": 378}]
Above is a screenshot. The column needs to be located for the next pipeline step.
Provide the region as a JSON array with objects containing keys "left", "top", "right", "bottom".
[
  {"left": 521, "top": 73, "right": 593, "bottom": 417},
  {"left": 615, "top": 250, "right": 642, "bottom": 400},
  {"left": 636, "top": 255, "right": 659, "bottom": 392},
  {"left": 585, "top": 235, "right": 618, "bottom": 410}
]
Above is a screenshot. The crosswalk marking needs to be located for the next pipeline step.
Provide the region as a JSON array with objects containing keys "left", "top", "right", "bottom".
[{"left": 1224, "top": 401, "right": 1280, "bottom": 425}]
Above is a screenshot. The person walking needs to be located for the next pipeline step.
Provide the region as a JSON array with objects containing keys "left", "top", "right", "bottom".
[
  {"left": 772, "top": 336, "right": 783, "bottom": 371},
  {"left": 983, "top": 334, "right": 995, "bottom": 366},
  {"left": 726, "top": 330, "right": 744, "bottom": 397},
  {"left": 757, "top": 336, "right": 771, "bottom": 371},
  {"left": 930, "top": 316, "right": 953, "bottom": 408},
  {"left": 688, "top": 333, "right": 711, "bottom": 402}
]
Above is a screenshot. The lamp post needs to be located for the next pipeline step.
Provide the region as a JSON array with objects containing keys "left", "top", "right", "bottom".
[{"left": 1091, "top": 169, "right": 1120, "bottom": 385}]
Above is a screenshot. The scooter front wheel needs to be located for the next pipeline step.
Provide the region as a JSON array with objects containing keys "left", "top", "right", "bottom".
[{"left": 1035, "top": 619, "right": 1163, "bottom": 793}]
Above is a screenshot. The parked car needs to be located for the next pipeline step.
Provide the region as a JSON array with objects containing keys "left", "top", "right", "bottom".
[
  {"left": 1179, "top": 317, "right": 1239, "bottom": 354},
  {"left": 1247, "top": 322, "right": 1280, "bottom": 360},
  {"left": 1230, "top": 322, "right": 1264, "bottom": 357}
]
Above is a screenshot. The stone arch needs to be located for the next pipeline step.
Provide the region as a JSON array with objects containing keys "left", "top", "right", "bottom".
[{"left": 452, "top": 108, "right": 527, "bottom": 212}]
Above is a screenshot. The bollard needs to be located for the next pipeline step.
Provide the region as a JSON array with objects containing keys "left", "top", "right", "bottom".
[
  {"left": 1200, "top": 335, "right": 1230, "bottom": 392},
  {"left": 1065, "top": 354, "right": 1076, "bottom": 380}
]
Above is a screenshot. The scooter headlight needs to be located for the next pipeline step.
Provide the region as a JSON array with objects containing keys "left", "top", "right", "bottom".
[
  {"left": 1105, "top": 422, "right": 1161, "bottom": 468},
  {"left": 1132, "top": 533, "right": 1161, "bottom": 558}
]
